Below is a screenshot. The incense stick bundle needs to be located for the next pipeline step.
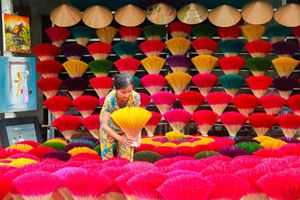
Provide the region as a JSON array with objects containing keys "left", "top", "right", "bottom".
[
  {"left": 165, "top": 72, "right": 192, "bottom": 94},
  {"left": 45, "top": 26, "right": 70, "bottom": 47},
  {"left": 244, "top": 40, "right": 272, "bottom": 57},
  {"left": 191, "top": 38, "right": 218, "bottom": 55},
  {"left": 241, "top": 24, "right": 266, "bottom": 42},
  {"left": 95, "top": 26, "right": 118, "bottom": 44},
  {"left": 167, "top": 55, "right": 191, "bottom": 73},
  {"left": 86, "top": 42, "right": 112, "bottom": 60},
  {"left": 141, "top": 56, "right": 165, "bottom": 74},
  {"left": 139, "top": 40, "right": 165, "bottom": 57},
  {"left": 191, "top": 55, "right": 218, "bottom": 74}
]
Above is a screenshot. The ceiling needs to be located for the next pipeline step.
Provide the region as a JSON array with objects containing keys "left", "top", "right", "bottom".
[{"left": 70, "top": 0, "right": 282, "bottom": 11}]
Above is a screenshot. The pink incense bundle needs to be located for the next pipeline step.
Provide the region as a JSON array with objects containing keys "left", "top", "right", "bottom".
[
  {"left": 167, "top": 21, "right": 192, "bottom": 38},
  {"left": 72, "top": 95, "right": 99, "bottom": 117},
  {"left": 192, "top": 110, "right": 219, "bottom": 136},
  {"left": 43, "top": 96, "right": 72, "bottom": 118},
  {"left": 114, "top": 57, "right": 140, "bottom": 75},
  {"left": 37, "top": 77, "right": 62, "bottom": 98},
  {"left": 260, "top": 94, "right": 286, "bottom": 115},
  {"left": 140, "top": 74, "right": 167, "bottom": 95},
  {"left": 139, "top": 40, "right": 165, "bottom": 57},
  {"left": 151, "top": 91, "right": 176, "bottom": 114},
  {"left": 86, "top": 42, "right": 112, "bottom": 60},
  {"left": 45, "top": 26, "right": 70, "bottom": 47},
  {"left": 219, "top": 56, "right": 245, "bottom": 74},
  {"left": 52, "top": 115, "right": 82, "bottom": 140},
  {"left": 217, "top": 25, "right": 241, "bottom": 40},
  {"left": 205, "top": 92, "right": 232, "bottom": 115},
  {"left": 36, "top": 60, "right": 64, "bottom": 78},
  {"left": 89, "top": 77, "right": 113, "bottom": 98},
  {"left": 191, "top": 38, "right": 218, "bottom": 55},
  {"left": 288, "top": 94, "right": 300, "bottom": 115},
  {"left": 82, "top": 115, "right": 100, "bottom": 139},
  {"left": 139, "top": 92, "right": 151, "bottom": 108},
  {"left": 246, "top": 75, "right": 273, "bottom": 98},
  {"left": 191, "top": 73, "right": 218, "bottom": 96},
  {"left": 12, "top": 171, "right": 59, "bottom": 200},
  {"left": 119, "top": 26, "right": 141, "bottom": 41},
  {"left": 32, "top": 43, "right": 59, "bottom": 61},
  {"left": 276, "top": 114, "right": 300, "bottom": 138},
  {"left": 248, "top": 113, "right": 276, "bottom": 136},
  {"left": 220, "top": 111, "right": 247, "bottom": 137},
  {"left": 177, "top": 91, "right": 204, "bottom": 114},
  {"left": 244, "top": 40, "right": 272, "bottom": 57},
  {"left": 163, "top": 109, "right": 191, "bottom": 132},
  {"left": 232, "top": 94, "right": 259, "bottom": 116},
  {"left": 145, "top": 111, "right": 162, "bottom": 137}
]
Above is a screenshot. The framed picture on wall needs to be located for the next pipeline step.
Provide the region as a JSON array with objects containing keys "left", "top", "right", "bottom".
[
  {"left": 0, "top": 56, "right": 36, "bottom": 113},
  {"left": 2, "top": 13, "right": 31, "bottom": 54},
  {"left": 0, "top": 116, "right": 42, "bottom": 148}
]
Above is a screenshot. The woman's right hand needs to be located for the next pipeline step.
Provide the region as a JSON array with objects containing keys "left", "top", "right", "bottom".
[{"left": 119, "top": 135, "right": 133, "bottom": 146}]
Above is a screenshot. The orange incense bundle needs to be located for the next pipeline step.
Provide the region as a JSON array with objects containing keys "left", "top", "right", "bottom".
[
  {"left": 63, "top": 60, "right": 88, "bottom": 78},
  {"left": 272, "top": 57, "right": 299, "bottom": 78},
  {"left": 220, "top": 111, "right": 247, "bottom": 137},
  {"left": 192, "top": 110, "right": 219, "bottom": 136},
  {"left": 139, "top": 40, "right": 165, "bottom": 57},
  {"left": 246, "top": 75, "right": 273, "bottom": 98},
  {"left": 139, "top": 92, "right": 151, "bottom": 108},
  {"left": 82, "top": 115, "right": 100, "bottom": 139},
  {"left": 119, "top": 26, "right": 141, "bottom": 41},
  {"left": 163, "top": 109, "right": 191, "bottom": 132},
  {"left": 151, "top": 91, "right": 176, "bottom": 114},
  {"left": 45, "top": 26, "right": 70, "bottom": 47},
  {"left": 89, "top": 77, "right": 113, "bottom": 98},
  {"left": 72, "top": 95, "right": 99, "bottom": 117},
  {"left": 43, "top": 96, "right": 72, "bottom": 118},
  {"left": 36, "top": 60, "right": 63, "bottom": 78},
  {"left": 260, "top": 94, "right": 286, "bottom": 115},
  {"left": 205, "top": 92, "right": 232, "bottom": 115},
  {"left": 37, "top": 77, "right": 62, "bottom": 98},
  {"left": 114, "top": 58, "right": 140, "bottom": 75},
  {"left": 191, "top": 55, "right": 218, "bottom": 73},
  {"left": 165, "top": 38, "right": 191, "bottom": 55},
  {"left": 165, "top": 72, "right": 192, "bottom": 95},
  {"left": 219, "top": 56, "right": 245, "bottom": 74},
  {"left": 232, "top": 94, "right": 259, "bottom": 116},
  {"left": 276, "top": 114, "right": 300, "bottom": 138},
  {"left": 145, "top": 111, "right": 162, "bottom": 137},
  {"left": 217, "top": 25, "right": 241, "bottom": 40},
  {"left": 248, "top": 113, "right": 276, "bottom": 136},
  {"left": 52, "top": 115, "right": 82, "bottom": 140},
  {"left": 141, "top": 56, "right": 165, "bottom": 74},
  {"left": 141, "top": 74, "right": 167, "bottom": 95},
  {"left": 191, "top": 73, "right": 218, "bottom": 96},
  {"left": 241, "top": 24, "right": 266, "bottom": 42},
  {"left": 244, "top": 40, "right": 272, "bottom": 57},
  {"left": 86, "top": 42, "right": 112, "bottom": 60},
  {"left": 177, "top": 91, "right": 204, "bottom": 114},
  {"left": 288, "top": 94, "right": 300, "bottom": 115},
  {"left": 167, "top": 21, "right": 192, "bottom": 38},
  {"left": 32, "top": 43, "right": 59, "bottom": 61},
  {"left": 192, "top": 38, "right": 218, "bottom": 55}
]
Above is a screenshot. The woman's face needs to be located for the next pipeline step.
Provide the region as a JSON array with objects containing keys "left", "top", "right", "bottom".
[{"left": 116, "top": 84, "right": 133, "bottom": 102}]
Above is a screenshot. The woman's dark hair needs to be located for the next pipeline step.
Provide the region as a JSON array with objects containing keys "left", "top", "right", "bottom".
[{"left": 114, "top": 73, "right": 134, "bottom": 90}]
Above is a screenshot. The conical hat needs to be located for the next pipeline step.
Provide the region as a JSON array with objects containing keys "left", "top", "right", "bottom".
[
  {"left": 146, "top": 3, "right": 177, "bottom": 25},
  {"left": 82, "top": 5, "right": 113, "bottom": 29},
  {"left": 177, "top": 3, "right": 208, "bottom": 25},
  {"left": 274, "top": 3, "right": 300, "bottom": 27},
  {"left": 242, "top": 0, "right": 273, "bottom": 25},
  {"left": 50, "top": 4, "right": 81, "bottom": 27},
  {"left": 114, "top": 4, "right": 145, "bottom": 27},
  {"left": 208, "top": 5, "right": 241, "bottom": 27}
]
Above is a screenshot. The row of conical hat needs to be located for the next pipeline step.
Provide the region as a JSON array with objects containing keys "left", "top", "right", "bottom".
[{"left": 50, "top": 1, "right": 300, "bottom": 28}]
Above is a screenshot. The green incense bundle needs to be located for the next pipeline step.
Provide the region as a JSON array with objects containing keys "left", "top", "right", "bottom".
[
  {"left": 245, "top": 57, "right": 272, "bottom": 76},
  {"left": 71, "top": 26, "right": 94, "bottom": 46},
  {"left": 219, "top": 39, "right": 244, "bottom": 57},
  {"left": 88, "top": 59, "right": 113, "bottom": 77},
  {"left": 219, "top": 74, "right": 245, "bottom": 97},
  {"left": 192, "top": 24, "right": 216, "bottom": 38},
  {"left": 113, "top": 41, "right": 140, "bottom": 58},
  {"left": 143, "top": 24, "right": 168, "bottom": 40}
]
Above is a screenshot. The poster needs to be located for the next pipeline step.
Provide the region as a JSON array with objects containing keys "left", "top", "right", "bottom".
[
  {"left": 0, "top": 56, "right": 36, "bottom": 113},
  {"left": 2, "top": 13, "right": 31, "bottom": 53}
]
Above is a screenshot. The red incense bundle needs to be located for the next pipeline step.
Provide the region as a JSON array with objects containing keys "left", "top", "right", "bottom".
[
  {"left": 191, "top": 73, "right": 218, "bottom": 96},
  {"left": 260, "top": 94, "right": 286, "bottom": 115},
  {"left": 232, "top": 94, "right": 259, "bottom": 116},
  {"left": 43, "top": 96, "right": 72, "bottom": 118},
  {"left": 36, "top": 60, "right": 64, "bottom": 78},
  {"left": 37, "top": 77, "right": 62, "bottom": 98},
  {"left": 72, "top": 95, "right": 99, "bottom": 117},
  {"left": 145, "top": 111, "right": 162, "bottom": 137},
  {"left": 140, "top": 74, "right": 167, "bottom": 95},
  {"left": 89, "top": 77, "right": 113, "bottom": 98},
  {"left": 114, "top": 57, "right": 140, "bottom": 75},
  {"left": 205, "top": 92, "right": 232, "bottom": 115},
  {"left": 192, "top": 110, "right": 219, "bottom": 136},
  {"left": 246, "top": 75, "right": 273, "bottom": 98},
  {"left": 220, "top": 111, "right": 247, "bottom": 137},
  {"left": 177, "top": 91, "right": 204, "bottom": 114}
]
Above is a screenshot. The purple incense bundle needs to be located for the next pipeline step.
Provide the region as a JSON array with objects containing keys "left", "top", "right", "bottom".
[
  {"left": 273, "top": 76, "right": 299, "bottom": 99},
  {"left": 218, "top": 146, "right": 249, "bottom": 158},
  {"left": 63, "top": 77, "right": 89, "bottom": 99},
  {"left": 61, "top": 43, "right": 86, "bottom": 60},
  {"left": 43, "top": 151, "right": 71, "bottom": 162},
  {"left": 163, "top": 152, "right": 193, "bottom": 158},
  {"left": 272, "top": 41, "right": 298, "bottom": 57},
  {"left": 167, "top": 55, "right": 192, "bottom": 72}
]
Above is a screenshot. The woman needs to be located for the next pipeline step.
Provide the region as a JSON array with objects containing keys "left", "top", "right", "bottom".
[{"left": 99, "top": 73, "right": 140, "bottom": 161}]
